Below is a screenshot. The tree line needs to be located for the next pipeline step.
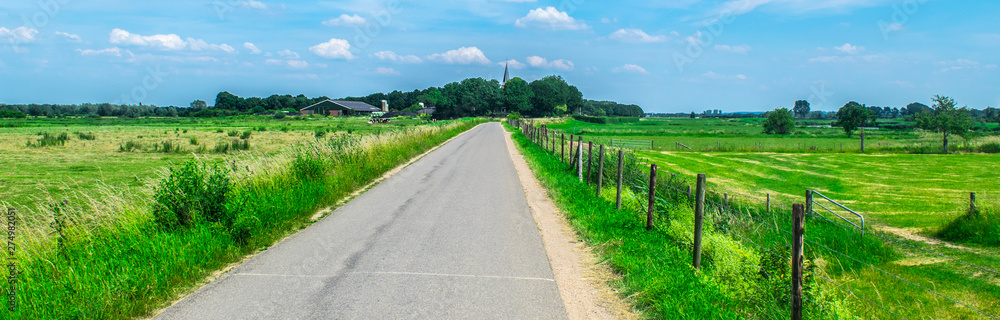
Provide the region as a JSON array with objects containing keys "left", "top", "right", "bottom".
[
  {"left": 765, "top": 95, "right": 990, "bottom": 153},
  {"left": 0, "top": 75, "right": 642, "bottom": 120}
]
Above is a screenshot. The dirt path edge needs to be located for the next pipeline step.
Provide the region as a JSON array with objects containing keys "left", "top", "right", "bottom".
[{"left": 503, "top": 129, "right": 639, "bottom": 320}]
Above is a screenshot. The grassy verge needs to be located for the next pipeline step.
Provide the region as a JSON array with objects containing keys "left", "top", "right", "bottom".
[
  {"left": 512, "top": 121, "right": 1000, "bottom": 319},
  {"left": 2, "top": 118, "right": 485, "bottom": 319},
  {"left": 938, "top": 206, "right": 1000, "bottom": 246},
  {"left": 505, "top": 122, "right": 855, "bottom": 319}
]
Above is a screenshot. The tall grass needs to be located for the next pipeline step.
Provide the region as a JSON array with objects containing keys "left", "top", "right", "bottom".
[
  {"left": 1, "top": 118, "right": 485, "bottom": 319},
  {"left": 938, "top": 205, "right": 1000, "bottom": 246},
  {"left": 505, "top": 122, "right": 871, "bottom": 319}
]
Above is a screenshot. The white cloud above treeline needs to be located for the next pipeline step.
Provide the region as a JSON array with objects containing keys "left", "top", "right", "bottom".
[{"left": 515, "top": 7, "right": 589, "bottom": 30}]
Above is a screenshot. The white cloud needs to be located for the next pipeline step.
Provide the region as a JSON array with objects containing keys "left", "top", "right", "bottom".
[
  {"left": 278, "top": 49, "right": 299, "bottom": 58},
  {"left": 514, "top": 7, "right": 589, "bottom": 31},
  {"left": 243, "top": 42, "right": 261, "bottom": 54},
  {"left": 834, "top": 43, "right": 864, "bottom": 54},
  {"left": 109, "top": 28, "right": 186, "bottom": 50},
  {"left": 54, "top": 31, "right": 81, "bottom": 42},
  {"left": 427, "top": 46, "right": 491, "bottom": 65},
  {"left": 935, "top": 59, "right": 996, "bottom": 72},
  {"left": 376, "top": 67, "right": 401, "bottom": 75},
  {"left": 526, "top": 56, "right": 574, "bottom": 71},
  {"left": 608, "top": 28, "right": 667, "bottom": 43},
  {"left": 684, "top": 30, "right": 703, "bottom": 45},
  {"left": 809, "top": 54, "right": 881, "bottom": 63},
  {"left": 0, "top": 26, "right": 39, "bottom": 43},
  {"left": 266, "top": 59, "right": 309, "bottom": 69},
  {"left": 373, "top": 50, "right": 422, "bottom": 63},
  {"left": 310, "top": 38, "right": 354, "bottom": 59},
  {"left": 323, "top": 14, "right": 367, "bottom": 27},
  {"left": 238, "top": 0, "right": 267, "bottom": 9},
  {"left": 187, "top": 37, "right": 236, "bottom": 53},
  {"left": 706, "top": 0, "right": 895, "bottom": 21},
  {"left": 78, "top": 47, "right": 123, "bottom": 57},
  {"left": 715, "top": 44, "right": 752, "bottom": 54},
  {"left": 612, "top": 64, "right": 648, "bottom": 74},
  {"left": 498, "top": 59, "right": 527, "bottom": 70},
  {"left": 601, "top": 17, "right": 618, "bottom": 24},
  {"left": 704, "top": 71, "right": 747, "bottom": 80}
]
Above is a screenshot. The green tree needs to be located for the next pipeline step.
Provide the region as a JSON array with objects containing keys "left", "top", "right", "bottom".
[
  {"left": 190, "top": 99, "right": 208, "bottom": 110},
  {"left": 836, "top": 101, "right": 873, "bottom": 137},
  {"left": 763, "top": 107, "right": 795, "bottom": 135},
  {"left": 914, "top": 95, "right": 974, "bottom": 153},
  {"left": 793, "top": 100, "right": 810, "bottom": 119},
  {"left": 502, "top": 77, "right": 534, "bottom": 114},
  {"left": 214, "top": 92, "right": 240, "bottom": 110}
]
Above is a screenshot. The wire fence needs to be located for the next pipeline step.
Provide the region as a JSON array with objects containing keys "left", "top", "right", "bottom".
[{"left": 510, "top": 120, "right": 1000, "bottom": 320}]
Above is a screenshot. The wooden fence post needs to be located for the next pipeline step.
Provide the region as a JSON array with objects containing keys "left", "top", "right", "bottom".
[
  {"left": 597, "top": 145, "right": 605, "bottom": 197},
  {"left": 647, "top": 164, "right": 657, "bottom": 231},
  {"left": 971, "top": 192, "right": 977, "bottom": 214},
  {"left": 586, "top": 142, "right": 593, "bottom": 184},
  {"left": 561, "top": 134, "right": 565, "bottom": 163},
  {"left": 569, "top": 135, "right": 574, "bottom": 164},
  {"left": 616, "top": 150, "right": 624, "bottom": 210},
  {"left": 687, "top": 185, "right": 692, "bottom": 199},
  {"left": 805, "top": 190, "right": 813, "bottom": 216},
  {"left": 766, "top": 193, "right": 771, "bottom": 213},
  {"left": 578, "top": 140, "right": 584, "bottom": 182},
  {"left": 693, "top": 173, "right": 706, "bottom": 269},
  {"left": 792, "top": 203, "right": 805, "bottom": 320}
]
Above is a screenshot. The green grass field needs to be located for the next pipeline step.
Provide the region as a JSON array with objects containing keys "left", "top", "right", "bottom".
[
  {"left": 1, "top": 116, "right": 484, "bottom": 319},
  {"left": 515, "top": 119, "right": 1000, "bottom": 319},
  {"left": 638, "top": 151, "right": 1000, "bottom": 230},
  {"left": 0, "top": 116, "right": 426, "bottom": 209},
  {"left": 545, "top": 117, "right": 999, "bottom": 154}
]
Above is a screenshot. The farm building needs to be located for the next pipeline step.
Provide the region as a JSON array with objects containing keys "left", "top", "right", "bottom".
[{"left": 300, "top": 99, "right": 384, "bottom": 116}]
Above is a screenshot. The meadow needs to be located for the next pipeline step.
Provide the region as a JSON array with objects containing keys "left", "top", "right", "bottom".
[
  {"left": 0, "top": 116, "right": 426, "bottom": 209},
  {"left": 0, "top": 115, "right": 481, "bottom": 318},
  {"left": 527, "top": 117, "right": 1000, "bottom": 319},
  {"left": 546, "top": 117, "right": 1000, "bottom": 153}
]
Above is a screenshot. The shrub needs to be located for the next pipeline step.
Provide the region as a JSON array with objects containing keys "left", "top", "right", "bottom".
[
  {"left": 763, "top": 108, "right": 795, "bottom": 135},
  {"left": 227, "top": 130, "right": 239, "bottom": 137},
  {"left": 240, "top": 131, "right": 252, "bottom": 140},
  {"left": 189, "top": 137, "right": 199, "bottom": 145},
  {"left": 978, "top": 142, "right": 1000, "bottom": 154},
  {"left": 938, "top": 208, "right": 1000, "bottom": 246},
  {"left": 231, "top": 139, "right": 250, "bottom": 151},
  {"left": 78, "top": 132, "right": 97, "bottom": 140},
  {"left": 572, "top": 115, "right": 640, "bottom": 124},
  {"left": 0, "top": 109, "right": 27, "bottom": 118},
  {"left": 152, "top": 160, "right": 233, "bottom": 229},
  {"left": 213, "top": 142, "right": 230, "bottom": 153},
  {"left": 119, "top": 140, "right": 143, "bottom": 152},
  {"left": 27, "top": 132, "right": 70, "bottom": 147},
  {"left": 292, "top": 153, "right": 326, "bottom": 180},
  {"left": 274, "top": 112, "right": 286, "bottom": 119},
  {"left": 155, "top": 140, "right": 181, "bottom": 153},
  {"left": 314, "top": 130, "right": 326, "bottom": 138}
]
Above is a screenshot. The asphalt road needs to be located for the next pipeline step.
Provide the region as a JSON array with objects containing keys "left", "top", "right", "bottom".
[{"left": 156, "top": 122, "right": 567, "bottom": 320}]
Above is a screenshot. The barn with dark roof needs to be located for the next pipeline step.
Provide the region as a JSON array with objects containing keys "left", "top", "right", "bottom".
[{"left": 300, "top": 99, "right": 383, "bottom": 116}]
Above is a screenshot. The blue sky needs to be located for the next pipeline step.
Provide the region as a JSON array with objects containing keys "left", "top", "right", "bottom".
[{"left": 1, "top": 0, "right": 998, "bottom": 113}]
